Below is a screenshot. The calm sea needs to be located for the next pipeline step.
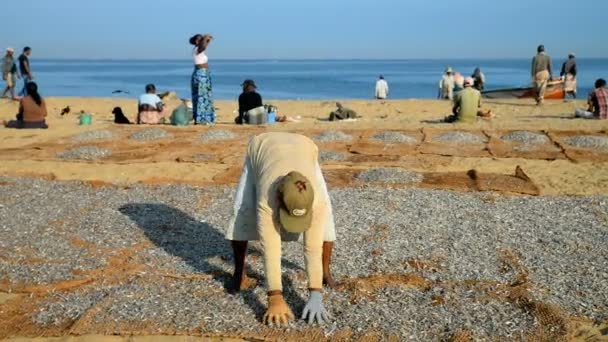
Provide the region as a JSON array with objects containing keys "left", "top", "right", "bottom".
[{"left": 28, "top": 59, "right": 608, "bottom": 100}]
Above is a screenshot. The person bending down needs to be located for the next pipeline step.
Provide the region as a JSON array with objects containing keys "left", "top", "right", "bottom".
[
  {"left": 227, "top": 132, "right": 336, "bottom": 326},
  {"left": 138, "top": 84, "right": 168, "bottom": 124},
  {"left": 445, "top": 77, "right": 492, "bottom": 123},
  {"left": 575, "top": 78, "right": 608, "bottom": 120},
  {"left": 3, "top": 82, "right": 48, "bottom": 129}
]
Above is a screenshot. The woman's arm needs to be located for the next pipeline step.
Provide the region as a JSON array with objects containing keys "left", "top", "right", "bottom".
[{"left": 197, "top": 35, "right": 213, "bottom": 54}]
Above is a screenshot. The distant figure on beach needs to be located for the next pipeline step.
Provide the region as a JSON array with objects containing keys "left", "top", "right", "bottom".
[
  {"left": 471, "top": 67, "right": 486, "bottom": 91},
  {"left": 453, "top": 72, "right": 464, "bottom": 92},
  {"left": 531, "top": 45, "right": 553, "bottom": 105},
  {"left": 329, "top": 102, "right": 357, "bottom": 121},
  {"left": 445, "top": 77, "right": 492, "bottom": 123},
  {"left": 439, "top": 67, "right": 455, "bottom": 100},
  {"left": 2, "top": 47, "right": 18, "bottom": 100},
  {"left": 18, "top": 47, "right": 33, "bottom": 97},
  {"left": 575, "top": 79, "right": 608, "bottom": 120},
  {"left": 137, "top": 84, "right": 166, "bottom": 124},
  {"left": 560, "top": 53, "right": 577, "bottom": 100},
  {"left": 3, "top": 82, "right": 48, "bottom": 129},
  {"left": 189, "top": 34, "right": 215, "bottom": 125},
  {"left": 227, "top": 132, "right": 335, "bottom": 326},
  {"left": 375, "top": 75, "right": 389, "bottom": 99},
  {"left": 112, "top": 107, "right": 131, "bottom": 124},
  {"left": 237, "top": 79, "right": 263, "bottom": 124}
]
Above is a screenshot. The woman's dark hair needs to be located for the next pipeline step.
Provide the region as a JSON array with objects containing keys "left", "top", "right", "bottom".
[
  {"left": 189, "top": 34, "right": 202, "bottom": 46},
  {"left": 26, "top": 82, "right": 42, "bottom": 105},
  {"left": 596, "top": 79, "right": 607, "bottom": 89},
  {"left": 145, "top": 83, "right": 156, "bottom": 93}
]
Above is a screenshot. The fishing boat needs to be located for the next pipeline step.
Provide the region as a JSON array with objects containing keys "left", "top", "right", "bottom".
[{"left": 481, "top": 79, "right": 565, "bottom": 99}]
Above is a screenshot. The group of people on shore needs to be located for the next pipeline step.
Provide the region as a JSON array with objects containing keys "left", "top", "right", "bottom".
[
  {"left": 2, "top": 39, "right": 607, "bottom": 129},
  {"left": 439, "top": 67, "right": 486, "bottom": 101}
]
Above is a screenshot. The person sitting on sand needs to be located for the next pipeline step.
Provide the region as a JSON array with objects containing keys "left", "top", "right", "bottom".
[
  {"left": 112, "top": 107, "right": 131, "bottom": 124},
  {"left": 137, "top": 84, "right": 166, "bottom": 124},
  {"left": 236, "top": 79, "right": 263, "bottom": 124},
  {"left": 445, "top": 77, "right": 492, "bottom": 123},
  {"left": 227, "top": 132, "right": 336, "bottom": 326},
  {"left": 575, "top": 78, "right": 608, "bottom": 120},
  {"left": 329, "top": 102, "right": 357, "bottom": 121},
  {"left": 3, "top": 82, "right": 48, "bottom": 129}
]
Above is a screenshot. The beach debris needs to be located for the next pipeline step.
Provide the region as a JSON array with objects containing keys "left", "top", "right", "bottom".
[
  {"left": 434, "top": 131, "right": 486, "bottom": 144},
  {"left": 314, "top": 130, "right": 353, "bottom": 142},
  {"left": 563, "top": 135, "right": 608, "bottom": 151},
  {"left": 60, "top": 106, "right": 70, "bottom": 116},
  {"left": 372, "top": 131, "right": 417, "bottom": 143},
  {"left": 501, "top": 131, "right": 549, "bottom": 145},
  {"left": 57, "top": 146, "right": 112, "bottom": 160},
  {"left": 355, "top": 167, "right": 423, "bottom": 184},
  {"left": 71, "top": 130, "right": 115, "bottom": 142},
  {"left": 129, "top": 128, "right": 172, "bottom": 141},
  {"left": 200, "top": 130, "right": 236, "bottom": 141},
  {"left": 319, "top": 151, "right": 347, "bottom": 162}
]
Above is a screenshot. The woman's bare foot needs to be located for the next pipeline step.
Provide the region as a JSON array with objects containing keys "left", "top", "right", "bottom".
[
  {"left": 323, "top": 275, "right": 337, "bottom": 289},
  {"left": 230, "top": 273, "right": 257, "bottom": 293}
]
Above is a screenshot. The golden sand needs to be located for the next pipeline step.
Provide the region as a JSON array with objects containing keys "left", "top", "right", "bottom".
[{"left": 1, "top": 97, "right": 607, "bottom": 196}]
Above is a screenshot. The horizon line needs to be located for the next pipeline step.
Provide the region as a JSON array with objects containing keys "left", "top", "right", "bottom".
[{"left": 29, "top": 57, "right": 608, "bottom": 62}]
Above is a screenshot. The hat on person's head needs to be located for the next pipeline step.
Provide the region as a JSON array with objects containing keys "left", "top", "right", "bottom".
[
  {"left": 464, "top": 77, "right": 474, "bottom": 87},
  {"left": 569, "top": 52, "right": 575, "bottom": 58},
  {"left": 445, "top": 67, "right": 453, "bottom": 74},
  {"left": 6, "top": 47, "right": 13, "bottom": 53},
  {"left": 241, "top": 79, "right": 257, "bottom": 88},
  {"left": 278, "top": 171, "right": 315, "bottom": 233}
]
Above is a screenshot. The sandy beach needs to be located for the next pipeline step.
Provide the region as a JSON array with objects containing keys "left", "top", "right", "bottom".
[
  {"left": 1, "top": 97, "right": 608, "bottom": 195},
  {"left": 1, "top": 97, "right": 608, "bottom": 341}
]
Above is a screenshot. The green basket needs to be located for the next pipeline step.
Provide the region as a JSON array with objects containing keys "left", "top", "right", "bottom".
[{"left": 79, "top": 113, "right": 92, "bottom": 125}]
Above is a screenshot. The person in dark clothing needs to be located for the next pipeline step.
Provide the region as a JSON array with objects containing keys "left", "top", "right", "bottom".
[
  {"left": 560, "top": 53, "right": 577, "bottom": 100},
  {"left": 236, "top": 79, "right": 263, "bottom": 124},
  {"left": 18, "top": 47, "right": 32, "bottom": 97},
  {"left": 471, "top": 67, "right": 486, "bottom": 91},
  {"left": 329, "top": 102, "right": 357, "bottom": 121}
]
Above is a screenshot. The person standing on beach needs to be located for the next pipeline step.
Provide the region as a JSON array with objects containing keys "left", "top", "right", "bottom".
[
  {"left": 439, "top": 67, "right": 455, "bottom": 100},
  {"left": 190, "top": 34, "right": 215, "bottom": 125},
  {"left": 471, "top": 67, "right": 486, "bottom": 91},
  {"left": 2, "top": 48, "right": 18, "bottom": 100},
  {"left": 18, "top": 47, "right": 33, "bottom": 97},
  {"left": 226, "top": 132, "right": 336, "bottom": 326},
  {"left": 531, "top": 45, "right": 553, "bottom": 105},
  {"left": 560, "top": 53, "right": 577, "bottom": 100},
  {"left": 375, "top": 75, "right": 389, "bottom": 99}
]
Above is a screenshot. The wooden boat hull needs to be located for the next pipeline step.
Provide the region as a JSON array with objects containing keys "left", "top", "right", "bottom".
[{"left": 482, "top": 80, "right": 565, "bottom": 99}]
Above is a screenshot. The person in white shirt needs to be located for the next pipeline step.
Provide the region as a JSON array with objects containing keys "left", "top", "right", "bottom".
[
  {"left": 375, "top": 75, "right": 389, "bottom": 99},
  {"left": 439, "top": 67, "right": 455, "bottom": 100},
  {"left": 137, "top": 84, "right": 166, "bottom": 124}
]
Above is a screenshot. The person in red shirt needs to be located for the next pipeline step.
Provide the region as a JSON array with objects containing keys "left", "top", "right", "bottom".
[{"left": 576, "top": 79, "right": 608, "bottom": 119}]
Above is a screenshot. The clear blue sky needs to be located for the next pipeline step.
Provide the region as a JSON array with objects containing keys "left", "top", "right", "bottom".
[{"left": 1, "top": 0, "right": 606, "bottom": 59}]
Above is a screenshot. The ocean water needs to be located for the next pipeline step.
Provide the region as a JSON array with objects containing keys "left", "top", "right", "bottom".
[{"left": 27, "top": 58, "right": 608, "bottom": 100}]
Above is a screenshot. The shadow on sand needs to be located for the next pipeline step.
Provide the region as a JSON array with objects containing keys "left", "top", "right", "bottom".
[{"left": 119, "top": 203, "right": 306, "bottom": 321}]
